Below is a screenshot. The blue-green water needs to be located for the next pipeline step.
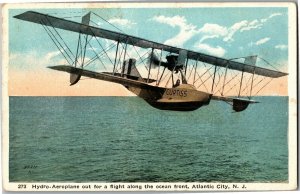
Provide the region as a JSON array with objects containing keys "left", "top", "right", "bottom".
[{"left": 9, "top": 96, "right": 288, "bottom": 182}]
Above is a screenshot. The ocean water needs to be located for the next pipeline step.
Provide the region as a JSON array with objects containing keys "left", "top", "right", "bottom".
[{"left": 9, "top": 96, "right": 288, "bottom": 182}]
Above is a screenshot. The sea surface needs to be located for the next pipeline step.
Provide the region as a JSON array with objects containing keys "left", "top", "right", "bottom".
[{"left": 9, "top": 96, "right": 288, "bottom": 182}]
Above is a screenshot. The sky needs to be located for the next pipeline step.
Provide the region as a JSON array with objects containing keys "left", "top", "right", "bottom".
[{"left": 7, "top": 5, "right": 290, "bottom": 96}]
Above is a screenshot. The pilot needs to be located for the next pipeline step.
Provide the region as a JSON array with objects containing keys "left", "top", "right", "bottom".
[{"left": 173, "top": 79, "right": 180, "bottom": 87}]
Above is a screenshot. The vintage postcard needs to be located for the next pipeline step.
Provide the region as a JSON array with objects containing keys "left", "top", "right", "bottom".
[{"left": 2, "top": 2, "right": 297, "bottom": 192}]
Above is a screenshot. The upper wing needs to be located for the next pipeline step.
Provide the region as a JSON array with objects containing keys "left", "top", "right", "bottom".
[
  {"left": 14, "top": 11, "right": 167, "bottom": 49},
  {"left": 14, "top": 11, "right": 288, "bottom": 78}
]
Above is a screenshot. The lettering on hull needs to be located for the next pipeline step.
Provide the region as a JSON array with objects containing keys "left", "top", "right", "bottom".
[{"left": 165, "top": 89, "right": 187, "bottom": 97}]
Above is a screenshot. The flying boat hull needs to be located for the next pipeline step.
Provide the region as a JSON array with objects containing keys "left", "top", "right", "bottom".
[{"left": 126, "top": 84, "right": 212, "bottom": 111}]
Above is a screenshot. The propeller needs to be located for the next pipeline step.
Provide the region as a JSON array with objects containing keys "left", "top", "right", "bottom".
[
  {"left": 146, "top": 52, "right": 183, "bottom": 73},
  {"left": 147, "top": 52, "right": 163, "bottom": 69}
]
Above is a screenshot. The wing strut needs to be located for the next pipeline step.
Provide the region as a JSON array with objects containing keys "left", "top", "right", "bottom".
[
  {"left": 121, "top": 40, "right": 128, "bottom": 77},
  {"left": 211, "top": 66, "right": 217, "bottom": 93},
  {"left": 238, "top": 70, "right": 244, "bottom": 97},
  {"left": 147, "top": 48, "right": 154, "bottom": 83},
  {"left": 249, "top": 68, "right": 256, "bottom": 97},
  {"left": 112, "top": 41, "right": 120, "bottom": 74},
  {"left": 193, "top": 59, "right": 198, "bottom": 85},
  {"left": 221, "top": 63, "right": 229, "bottom": 96},
  {"left": 40, "top": 22, "right": 73, "bottom": 66},
  {"left": 70, "top": 12, "right": 91, "bottom": 85},
  {"left": 211, "top": 56, "right": 263, "bottom": 112},
  {"left": 156, "top": 49, "right": 163, "bottom": 86}
]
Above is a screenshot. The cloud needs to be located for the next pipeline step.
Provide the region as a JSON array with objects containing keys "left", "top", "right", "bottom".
[
  {"left": 269, "top": 12, "right": 283, "bottom": 19},
  {"left": 45, "top": 50, "right": 64, "bottom": 61},
  {"left": 151, "top": 15, "right": 198, "bottom": 47},
  {"left": 275, "top": 44, "right": 288, "bottom": 50},
  {"left": 151, "top": 12, "right": 283, "bottom": 47},
  {"left": 261, "top": 12, "right": 283, "bottom": 23},
  {"left": 198, "top": 23, "right": 228, "bottom": 42},
  {"left": 240, "top": 20, "right": 263, "bottom": 32},
  {"left": 150, "top": 13, "right": 282, "bottom": 47},
  {"left": 199, "top": 12, "right": 283, "bottom": 43},
  {"left": 194, "top": 43, "right": 226, "bottom": 57},
  {"left": 108, "top": 18, "right": 136, "bottom": 28},
  {"left": 248, "top": 37, "right": 271, "bottom": 47},
  {"left": 223, "top": 20, "right": 248, "bottom": 42},
  {"left": 240, "top": 13, "right": 282, "bottom": 32},
  {"left": 149, "top": 12, "right": 284, "bottom": 58},
  {"left": 198, "top": 23, "right": 228, "bottom": 36},
  {"left": 197, "top": 18, "right": 266, "bottom": 43},
  {"left": 255, "top": 37, "right": 271, "bottom": 45},
  {"left": 10, "top": 50, "right": 67, "bottom": 70},
  {"left": 223, "top": 12, "right": 282, "bottom": 42},
  {"left": 152, "top": 15, "right": 185, "bottom": 27},
  {"left": 87, "top": 47, "right": 100, "bottom": 52}
]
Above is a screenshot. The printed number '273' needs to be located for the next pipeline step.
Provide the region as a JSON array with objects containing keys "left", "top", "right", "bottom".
[{"left": 18, "top": 184, "right": 26, "bottom": 189}]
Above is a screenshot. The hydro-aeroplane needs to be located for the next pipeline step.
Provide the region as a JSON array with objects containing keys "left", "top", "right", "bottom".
[{"left": 14, "top": 11, "right": 288, "bottom": 112}]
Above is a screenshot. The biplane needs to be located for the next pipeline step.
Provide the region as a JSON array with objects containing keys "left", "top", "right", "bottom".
[{"left": 14, "top": 11, "right": 288, "bottom": 112}]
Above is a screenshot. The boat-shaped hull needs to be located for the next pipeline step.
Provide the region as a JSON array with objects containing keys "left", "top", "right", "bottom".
[{"left": 127, "top": 84, "right": 212, "bottom": 111}]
